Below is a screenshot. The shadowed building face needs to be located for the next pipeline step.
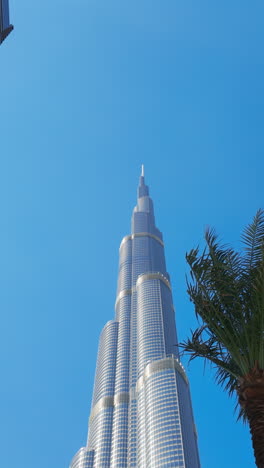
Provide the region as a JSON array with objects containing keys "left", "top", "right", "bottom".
[
  {"left": 70, "top": 168, "right": 200, "bottom": 468},
  {"left": 0, "top": 0, "right": 13, "bottom": 44}
]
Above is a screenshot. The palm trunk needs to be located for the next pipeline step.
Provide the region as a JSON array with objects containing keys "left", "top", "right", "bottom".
[
  {"left": 246, "top": 398, "right": 264, "bottom": 468},
  {"left": 238, "top": 365, "right": 264, "bottom": 468}
]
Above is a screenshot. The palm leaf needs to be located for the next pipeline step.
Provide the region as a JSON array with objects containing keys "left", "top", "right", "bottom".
[{"left": 182, "top": 209, "right": 264, "bottom": 419}]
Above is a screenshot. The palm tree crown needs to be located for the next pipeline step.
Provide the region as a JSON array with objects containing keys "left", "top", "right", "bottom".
[{"left": 182, "top": 209, "right": 264, "bottom": 468}]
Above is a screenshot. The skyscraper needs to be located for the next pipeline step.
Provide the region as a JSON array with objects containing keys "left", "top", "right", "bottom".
[
  {"left": 0, "top": 0, "right": 13, "bottom": 44},
  {"left": 70, "top": 168, "right": 200, "bottom": 468}
]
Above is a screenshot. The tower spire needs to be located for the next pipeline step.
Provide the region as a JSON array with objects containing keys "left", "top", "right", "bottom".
[{"left": 138, "top": 164, "right": 149, "bottom": 198}]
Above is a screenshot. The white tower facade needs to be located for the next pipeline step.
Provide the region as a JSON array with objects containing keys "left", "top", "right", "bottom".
[{"left": 70, "top": 170, "right": 200, "bottom": 468}]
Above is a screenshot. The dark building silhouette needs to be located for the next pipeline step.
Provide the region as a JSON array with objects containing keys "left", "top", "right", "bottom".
[{"left": 0, "top": 0, "right": 13, "bottom": 44}]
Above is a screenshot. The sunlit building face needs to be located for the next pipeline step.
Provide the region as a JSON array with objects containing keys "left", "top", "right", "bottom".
[{"left": 70, "top": 168, "right": 200, "bottom": 468}]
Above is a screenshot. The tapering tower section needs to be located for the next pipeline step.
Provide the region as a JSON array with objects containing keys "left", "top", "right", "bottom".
[{"left": 69, "top": 168, "right": 200, "bottom": 468}]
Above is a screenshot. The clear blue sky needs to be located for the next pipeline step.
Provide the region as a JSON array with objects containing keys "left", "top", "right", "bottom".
[{"left": 1, "top": 1, "right": 263, "bottom": 467}]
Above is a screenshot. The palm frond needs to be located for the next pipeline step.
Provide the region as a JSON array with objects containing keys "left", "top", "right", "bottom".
[
  {"left": 182, "top": 209, "right": 264, "bottom": 418},
  {"left": 241, "top": 209, "right": 264, "bottom": 271},
  {"left": 186, "top": 233, "right": 251, "bottom": 375},
  {"left": 180, "top": 326, "right": 240, "bottom": 380}
]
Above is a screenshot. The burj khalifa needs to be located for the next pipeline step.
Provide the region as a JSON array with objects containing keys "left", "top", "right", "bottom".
[{"left": 70, "top": 167, "right": 200, "bottom": 468}]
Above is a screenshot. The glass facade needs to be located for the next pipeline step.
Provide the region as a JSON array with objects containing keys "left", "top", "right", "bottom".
[
  {"left": 70, "top": 169, "right": 200, "bottom": 468},
  {"left": 0, "top": 0, "right": 13, "bottom": 44}
]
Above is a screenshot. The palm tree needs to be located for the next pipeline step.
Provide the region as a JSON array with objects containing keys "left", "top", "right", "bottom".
[{"left": 181, "top": 209, "right": 264, "bottom": 468}]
